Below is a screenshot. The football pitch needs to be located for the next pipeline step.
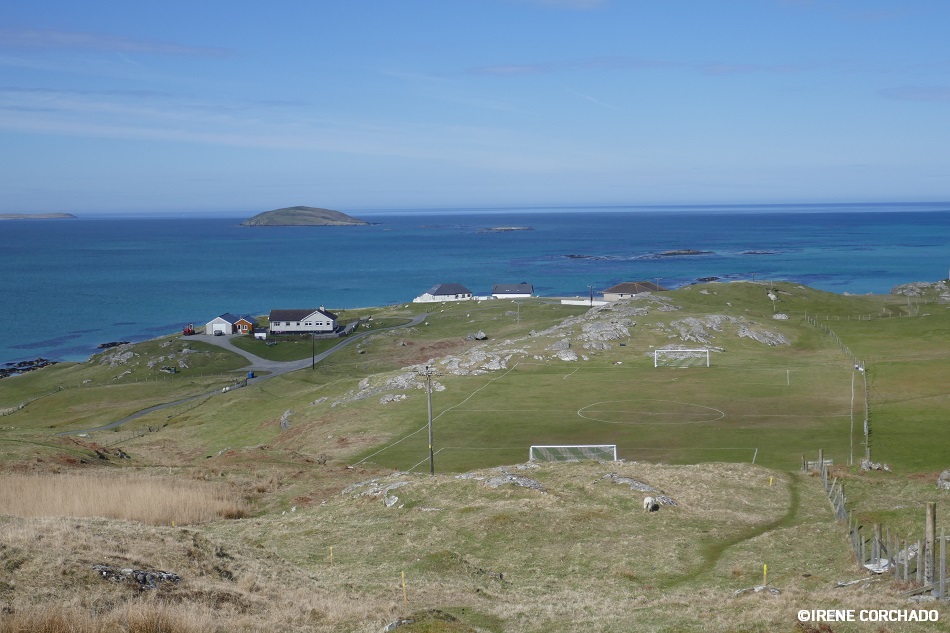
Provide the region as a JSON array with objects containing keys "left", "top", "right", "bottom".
[{"left": 357, "top": 354, "right": 859, "bottom": 473}]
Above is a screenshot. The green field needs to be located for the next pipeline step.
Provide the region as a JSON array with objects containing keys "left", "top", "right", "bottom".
[
  {"left": 354, "top": 359, "right": 859, "bottom": 473},
  {"left": 2, "top": 281, "right": 949, "bottom": 632}
]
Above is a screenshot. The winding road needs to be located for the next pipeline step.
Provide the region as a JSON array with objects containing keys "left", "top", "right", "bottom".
[{"left": 59, "top": 314, "right": 428, "bottom": 436}]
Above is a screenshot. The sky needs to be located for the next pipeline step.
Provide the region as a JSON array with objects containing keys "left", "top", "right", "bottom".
[{"left": 2, "top": 0, "right": 950, "bottom": 215}]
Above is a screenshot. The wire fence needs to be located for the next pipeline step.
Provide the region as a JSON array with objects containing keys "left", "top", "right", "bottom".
[
  {"left": 802, "top": 316, "right": 871, "bottom": 463},
  {"left": 807, "top": 451, "right": 947, "bottom": 599}
]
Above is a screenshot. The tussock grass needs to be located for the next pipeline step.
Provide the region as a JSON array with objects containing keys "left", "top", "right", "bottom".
[
  {"left": 0, "top": 473, "right": 247, "bottom": 525},
  {"left": 0, "top": 603, "right": 217, "bottom": 633}
]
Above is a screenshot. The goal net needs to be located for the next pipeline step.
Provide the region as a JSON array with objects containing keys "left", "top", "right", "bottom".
[
  {"left": 654, "top": 348, "right": 710, "bottom": 368},
  {"left": 529, "top": 445, "right": 618, "bottom": 463}
]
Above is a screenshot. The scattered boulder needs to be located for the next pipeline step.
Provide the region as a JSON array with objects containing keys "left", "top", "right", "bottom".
[
  {"left": 484, "top": 473, "right": 544, "bottom": 491},
  {"left": 547, "top": 338, "right": 571, "bottom": 351},
  {"left": 465, "top": 330, "right": 488, "bottom": 341},
  {"left": 734, "top": 585, "right": 781, "bottom": 597},
  {"left": 937, "top": 470, "right": 950, "bottom": 490},
  {"left": 92, "top": 564, "right": 180, "bottom": 590},
  {"left": 603, "top": 474, "right": 679, "bottom": 506},
  {"left": 663, "top": 315, "right": 789, "bottom": 346},
  {"left": 342, "top": 478, "right": 412, "bottom": 501},
  {"left": 603, "top": 473, "right": 658, "bottom": 493},
  {"left": 860, "top": 459, "right": 891, "bottom": 472},
  {"left": 891, "top": 280, "right": 950, "bottom": 301}
]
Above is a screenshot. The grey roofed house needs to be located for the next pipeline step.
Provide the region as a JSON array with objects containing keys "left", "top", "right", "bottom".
[
  {"left": 413, "top": 283, "right": 473, "bottom": 303},
  {"left": 602, "top": 281, "right": 666, "bottom": 302},
  {"left": 268, "top": 307, "right": 338, "bottom": 334},
  {"left": 269, "top": 307, "right": 337, "bottom": 322},
  {"left": 492, "top": 282, "right": 533, "bottom": 298}
]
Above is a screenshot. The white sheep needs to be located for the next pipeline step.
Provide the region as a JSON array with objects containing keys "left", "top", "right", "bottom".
[{"left": 643, "top": 496, "right": 659, "bottom": 512}]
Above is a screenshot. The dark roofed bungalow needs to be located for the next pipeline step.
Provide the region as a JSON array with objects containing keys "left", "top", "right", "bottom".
[
  {"left": 602, "top": 281, "right": 666, "bottom": 302},
  {"left": 413, "top": 283, "right": 473, "bottom": 303},
  {"left": 492, "top": 282, "right": 533, "bottom": 298}
]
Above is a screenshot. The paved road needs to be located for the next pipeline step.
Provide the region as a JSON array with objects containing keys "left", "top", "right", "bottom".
[{"left": 59, "top": 314, "right": 428, "bottom": 436}]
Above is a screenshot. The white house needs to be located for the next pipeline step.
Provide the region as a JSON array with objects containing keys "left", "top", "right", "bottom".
[
  {"left": 492, "top": 282, "right": 533, "bottom": 299},
  {"left": 205, "top": 313, "right": 256, "bottom": 335},
  {"left": 601, "top": 281, "right": 666, "bottom": 302},
  {"left": 268, "top": 307, "right": 338, "bottom": 334},
  {"left": 412, "top": 283, "right": 473, "bottom": 303}
]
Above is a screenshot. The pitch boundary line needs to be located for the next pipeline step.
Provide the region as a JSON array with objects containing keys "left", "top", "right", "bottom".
[{"left": 577, "top": 399, "right": 726, "bottom": 425}]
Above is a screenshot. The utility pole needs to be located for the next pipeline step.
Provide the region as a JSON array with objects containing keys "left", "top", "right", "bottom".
[
  {"left": 424, "top": 365, "right": 435, "bottom": 475},
  {"left": 588, "top": 285, "right": 593, "bottom": 306},
  {"left": 311, "top": 333, "right": 315, "bottom": 369}
]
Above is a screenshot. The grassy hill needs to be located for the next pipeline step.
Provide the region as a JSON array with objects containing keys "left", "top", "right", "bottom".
[
  {"left": 1, "top": 282, "right": 948, "bottom": 631},
  {"left": 240, "top": 206, "right": 369, "bottom": 226}
]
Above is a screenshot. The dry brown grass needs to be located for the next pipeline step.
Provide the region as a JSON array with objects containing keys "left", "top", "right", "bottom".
[
  {"left": 0, "top": 602, "right": 220, "bottom": 633},
  {"left": 1, "top": 461, "right": 947, "bottom": 632},
  {"left": 0, "top": 472, "right": 248, "bottom": 526}
]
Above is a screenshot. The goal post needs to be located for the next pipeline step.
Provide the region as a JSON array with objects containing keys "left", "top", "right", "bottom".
[
  {"left": 654, "top": 348, "right": 710, "bottom": 368},
  {"left": 529, "top": 445, "right": 618, "bottom": 463}
]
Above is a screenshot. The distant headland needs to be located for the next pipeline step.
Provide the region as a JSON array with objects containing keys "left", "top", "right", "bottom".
[
  {"left": 241, "top": 206, "right": 369, "bottom": 227},
  {"left": 0, "top": 213, "right": 76, "bottom": 220}
]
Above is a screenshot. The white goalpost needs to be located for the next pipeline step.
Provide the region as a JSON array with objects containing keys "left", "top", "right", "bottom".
[
  {"left": 654, "top": 348, "right": 710, "bottom": 368},
  {"left": 529, "top": 445, "right": 618, "bottom": 463}
]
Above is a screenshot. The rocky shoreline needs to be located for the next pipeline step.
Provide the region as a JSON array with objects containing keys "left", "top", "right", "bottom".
[{"left": 1, "top": 358, "right": 58, "bottom": 380}]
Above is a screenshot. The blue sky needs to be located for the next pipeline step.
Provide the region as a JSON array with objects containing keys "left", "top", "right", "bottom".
[{"left": 2, "top": 0, "right": 949, "bottom": 215}]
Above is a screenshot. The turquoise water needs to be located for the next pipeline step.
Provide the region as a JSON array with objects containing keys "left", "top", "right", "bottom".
[{"left": 2, "top": 202, "right": 948, "bottom": 364}]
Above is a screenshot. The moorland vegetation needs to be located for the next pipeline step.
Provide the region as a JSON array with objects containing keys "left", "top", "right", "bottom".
[{"left": 1, "top": 281, "right": 948, "bottom": 632}]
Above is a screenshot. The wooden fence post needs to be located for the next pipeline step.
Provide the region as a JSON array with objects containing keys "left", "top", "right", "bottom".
[
  {"left": 925, "top": 502, "right": 936, "bottom": 585},
  {"left": 940, "top": 527, "right": 946, "bottom": 599},
  {"left": 903, "top": 538, "right": 908, "bottom": 582},
  {"left": 873, "top": 524, "right": 881, "bottom": 563}
]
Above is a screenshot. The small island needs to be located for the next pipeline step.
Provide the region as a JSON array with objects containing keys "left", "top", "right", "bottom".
[
  {"left": 241, "top": 206, "right": 369, "bottom": 227},
  {"left": 0, "top": 213, "right": 77, "bottom": 220}
]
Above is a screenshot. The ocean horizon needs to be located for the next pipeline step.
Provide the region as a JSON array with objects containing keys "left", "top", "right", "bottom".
[{"left": 3, "top": 202, "right": 949, "bottom": 367}]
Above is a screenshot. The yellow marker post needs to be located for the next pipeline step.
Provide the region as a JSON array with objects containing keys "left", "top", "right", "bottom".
[
  {"left": 769, "top": 476, "right": 773, "bottom": 487},
  {"left": 402, "top": 571, "right": 408, "bottom": 606},
  {"left": 763, "top": 564, "right": 767, "bottom": 587},
  {"left": 330, "top": 546, "right": 333, "bottom": 567}
]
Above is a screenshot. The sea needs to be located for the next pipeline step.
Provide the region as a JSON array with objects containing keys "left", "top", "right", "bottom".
[{"left": 2, "top": 202, "right": 949, "bottom": 366}]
